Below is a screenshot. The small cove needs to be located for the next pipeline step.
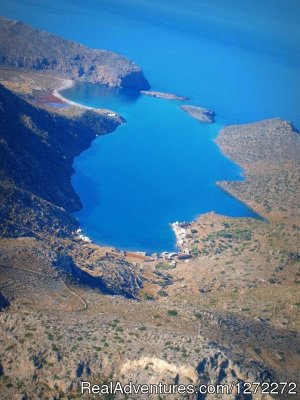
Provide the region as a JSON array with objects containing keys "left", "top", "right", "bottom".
[{"left": 63, "top": 83, "right": 257, "bottom": 253}]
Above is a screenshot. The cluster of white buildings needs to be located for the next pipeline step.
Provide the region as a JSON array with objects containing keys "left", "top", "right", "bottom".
[{"left": 171, "top": 221, "right": 190, "bottom": 254}]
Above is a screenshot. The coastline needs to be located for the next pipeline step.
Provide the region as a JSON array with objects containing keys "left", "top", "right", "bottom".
[
  {"left": 58, "top": 84, "right": 269, "bottom": 254},
  {"left": 216, "top": 181, "right": 265, "bottom": 221},
  {"left": 56, "top": 83, "right": 257, "bottom": 255},
  {"left": 53, "top": 79, "right": 95, "bottom": 110},
  {"left": 33, "top": 78, "right": 298, "bottom": 255},
  {"left": 215, "top": 118, "right": 300, "bottom": 227},
  {"left": 3, "top": 71, "right": 296, "bottom": 270},
  {"left": 0, "top": 78, "right": 125, "bottom": 236},
  {"left": 53, "top": 79, "right": 123, "bottom": 247},
  {"left": 169, "top": 118, "right": 300, "bottom": 252}
]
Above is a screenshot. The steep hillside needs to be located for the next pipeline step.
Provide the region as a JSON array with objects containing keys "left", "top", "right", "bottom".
[
  {"left": 0, "top": 17, "right": 150, "bottom": 89},
  {"left": 0, "top": 83, "right": 123, "bottom": 237}
]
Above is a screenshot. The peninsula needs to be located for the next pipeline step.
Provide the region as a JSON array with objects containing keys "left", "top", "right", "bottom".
[{"left": 0, "top": 16, "right": 150, "bottom": 90}]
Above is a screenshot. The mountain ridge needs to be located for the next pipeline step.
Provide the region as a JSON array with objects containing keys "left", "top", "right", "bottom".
[{"left": 0, "top": 16, "right": 150, "bottom": 90}]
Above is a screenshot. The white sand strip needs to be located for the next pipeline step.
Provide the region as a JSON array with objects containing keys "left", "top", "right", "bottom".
[{"left": 53, "top": 80, "right": 94, "bottom": 110}]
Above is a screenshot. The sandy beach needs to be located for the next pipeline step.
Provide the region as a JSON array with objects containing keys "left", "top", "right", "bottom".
[{"left": 53, "top": 79, "right": 94, "bottom": 110}]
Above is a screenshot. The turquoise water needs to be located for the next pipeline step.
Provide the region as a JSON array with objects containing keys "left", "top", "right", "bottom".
[{"left": 2, "top": 1, "right": 300, "bottom": 253}]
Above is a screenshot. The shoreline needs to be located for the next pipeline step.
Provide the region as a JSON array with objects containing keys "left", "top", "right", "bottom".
[
  {"left": 216, "top": 182, "right": 266, "bottom": 221},
  {"left": 53, "top": 79, "right": 95, "bottom": 110},
  {"left": 55, "top": 80, "right": 270, "bottom": 256}
]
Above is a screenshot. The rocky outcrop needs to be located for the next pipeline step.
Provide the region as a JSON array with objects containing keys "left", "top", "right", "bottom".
[
  {"left": 196, "top": 351, "right": 274, "bottom": 399},
  {"left": 180, "top": 105, "right": 215, "bottom": 123},
  {"left": 141, "top": 90, "right": 189, "bottom": 100},
  {"left": 0, "top": 237, "right": 142, "bottom": 299},
  {"left": 0, "top": 293, "right": 9, "bottom": 310},
  {"left": 0, "top": 17, "right": 150, "bottom": 90}
]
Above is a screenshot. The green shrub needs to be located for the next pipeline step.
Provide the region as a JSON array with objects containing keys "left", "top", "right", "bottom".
[
  {"left": 167, "top": 310, "right": 178, "bottom": 317},
  {"left": 194, "top": 312, "right": 203, "bottom": 320},
  {"left": 157, "top": 290, "right": 168, "bottom": 297}
]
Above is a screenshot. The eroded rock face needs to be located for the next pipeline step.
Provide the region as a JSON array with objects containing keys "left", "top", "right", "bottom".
[
  {"left": 196, "top": 352, "right": 274, "bottom": 399},
  {"left": 120, "top": 356, "right": 198, "bottom": 385},
  {"left": 0, "top": 341, "right": 273, "bottom": 400},
  {"left": 0, "top": 17, "right": 150, "bottom": 90},
  {"left": 107, "top": 353, "right": 274, "bottom": 399},
  {"left": 0, "top": 236, "right": 143, "bottom": 299},
  {"left": 29, "top": 351, "right": 267, "bottom": 400}
]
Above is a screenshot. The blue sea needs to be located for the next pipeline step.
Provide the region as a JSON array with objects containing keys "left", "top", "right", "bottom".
[{"left": 2, "top": 0, "right": 300, "bottom": 253}]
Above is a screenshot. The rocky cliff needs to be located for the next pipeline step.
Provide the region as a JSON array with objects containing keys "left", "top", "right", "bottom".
[
  {"left": 0, "top": 83, "right": 124, "bottom": 237},
  {"left": 0, "top": 17, "right": 150, "bottom": 90}
]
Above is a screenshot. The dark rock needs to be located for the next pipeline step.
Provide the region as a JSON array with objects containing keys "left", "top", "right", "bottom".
[{"left": 0, "top": 292, "right": 9, "bottom": 310}]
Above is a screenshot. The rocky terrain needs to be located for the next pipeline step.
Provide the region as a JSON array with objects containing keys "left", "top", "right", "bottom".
[
  {"left": 180, "top": 105, "right": 215, "bottom": 123},
  {"left": 140, "top": 91, "right": 189, "bottom": 101},
  {"left": 216, "top": 119, "right": 300, "bottom": 226},
  {"left": 0, "top": 17, "right": 150, "bottom": 90},
  {"left": 0, "top": 18, "right": 299, "bottom": 400}
]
